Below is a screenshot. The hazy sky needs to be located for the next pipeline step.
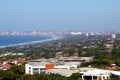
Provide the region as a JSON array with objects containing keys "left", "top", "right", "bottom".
[{"left": 0, "top": 0, "right": 120, "bottom": 32}]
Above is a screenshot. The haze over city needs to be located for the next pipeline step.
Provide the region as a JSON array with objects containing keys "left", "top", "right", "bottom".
[
  {"left": 2, "top": 1, "right": 120, "bottom": 80},
  {"left": 0, "top": 0, "right": 120, "bottom": 32}
]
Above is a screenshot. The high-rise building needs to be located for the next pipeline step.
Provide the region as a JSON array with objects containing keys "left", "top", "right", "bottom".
[
  {"left": 111, "top": 33, "right": 116, "bottom": 39},
  {"left": 85, "top": 32, "right": 89, "bottom": 36}
]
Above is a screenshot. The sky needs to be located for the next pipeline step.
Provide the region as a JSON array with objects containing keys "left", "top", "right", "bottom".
[{"left": 0, "top": 0, "right": 120, "bottom": 32}]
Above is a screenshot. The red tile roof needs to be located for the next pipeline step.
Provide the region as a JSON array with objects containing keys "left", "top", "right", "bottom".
[{"left": 3, "top": 64, "right": 12, "bottom": 68}]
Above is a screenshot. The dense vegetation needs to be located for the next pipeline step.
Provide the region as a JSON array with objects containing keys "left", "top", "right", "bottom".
[
  {"left": 0, "top": 65, "right": 82, "bottom": 80},
  {"left": 0, "top": 65, "right": 119, "bottom": 80},
  {"left": 1, "top": 35, "right": 120, "bottom": 67},
  {"left": 1, "top": 35, "right": 120, "bottom": 79}
]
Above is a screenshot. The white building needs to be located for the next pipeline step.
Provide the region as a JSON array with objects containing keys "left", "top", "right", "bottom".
[
  {"left": 25, "top": 61, "right": 50, "bottom": 74},
  {"left": 25, "top": 57, "right": 93, "bottom": 76},
  {"left": 70, "top": 32, "right": 82, "bottom": 35},
  {"left": 25, "top": 59, "right": 81, "bottom": 75},
  {"left": 112, "top": 33, "right": 116, "bottom": 39},
  {"left": 81, "top": 70, "right": 110, "bottom": 80},
  {"left": 80, "top": 68, "right": 110, "bottom": 80},
  {"left": 111, "top": 71, "right": 120, "bottom": 77},
  {"left": 84, "top": 32, "right": 89, "bottom": 37}
]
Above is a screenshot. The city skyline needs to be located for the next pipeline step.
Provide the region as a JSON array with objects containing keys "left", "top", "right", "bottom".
[{"left": 0, "top": 0, "right": 120, "bottom": 32}]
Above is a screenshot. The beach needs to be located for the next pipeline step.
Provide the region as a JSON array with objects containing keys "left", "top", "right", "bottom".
[{"left": 0, "top": 35, "right": 58, "bottom": 48}]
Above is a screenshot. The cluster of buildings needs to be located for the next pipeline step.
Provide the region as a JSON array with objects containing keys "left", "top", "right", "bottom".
[
  {"left": 25, "top": 53, "right": 120, "bottom": 80},
  {"left": 0, "top": 31, "right": 118, "bottom": 38},
  {"left": 0, "top": 58, "right": 26, "bottom": 70},
  {"left": 70, "top": 32, "right": 117, "bottom": 39},
  {"left": 70, "top": 32, "right": 96, "bottom": 36},
  {"left": 0, "top": 31, "right": 63, "bottom": 36},
  {"left": 0, "top": 52, "right": 24, "bottom": 57},
  {"left": 25, "top": 54, "right": 93, "bottom": 76},
  {"left": 80, "top": 67, "right": 120, "bottom": 80}
]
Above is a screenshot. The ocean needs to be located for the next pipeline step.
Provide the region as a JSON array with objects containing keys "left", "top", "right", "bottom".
[{"left": 0, "top": 35, "right": 54, "bottom": 48}]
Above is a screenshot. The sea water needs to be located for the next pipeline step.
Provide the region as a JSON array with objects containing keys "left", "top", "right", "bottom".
[{"left": 0, "top": 35, "right": 53, "bottom": 48}]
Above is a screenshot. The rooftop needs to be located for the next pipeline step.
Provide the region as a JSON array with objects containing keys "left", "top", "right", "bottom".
[
  {"left": 47, "top": 69, "right": 79, "bottom": 77},
  {"left": 79, "top": 67, "right": 110, "bottom": 76},
  {"left": 64, "top": 62, "right": 81, "bottom": 66},
  {"left": 29, "top": 61, "right": 52, "bottom": 66},
  {"left": 110, "top": 71, "right": 120, "bottom": 76}
]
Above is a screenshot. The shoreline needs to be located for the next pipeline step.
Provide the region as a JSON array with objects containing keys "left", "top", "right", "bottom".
[{"left": 0, "top": 36, "right": 59, "bottom": 48}]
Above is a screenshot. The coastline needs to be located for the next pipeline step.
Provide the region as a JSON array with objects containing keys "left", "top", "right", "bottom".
[{"left": 0, "top": 36, "right": 59, "bottom": 48}]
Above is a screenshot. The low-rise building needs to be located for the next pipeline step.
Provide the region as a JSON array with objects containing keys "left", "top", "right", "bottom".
[
  {"left": 0, "top": 52, "right": 24, "bottom": 57},
  {"left": 79, "top": 67, "right": 120, "bottom": 80},
  {"left": 25, "top": 56, "right": 93, "bottom": 76},
  {"left": 47, "top": 69, "right": 79, "bottom": 77},
  {"left": 3, "top": 58, "right": 26, "bottom": 65},
  {"left": 25, "top": 56, "right": 90, "bottom": 75},
  {"left": 1, "top": 64, "right": 12, "bottom": 70},
  {"left": 79, "top": 67, "right": 110, "bottom": 80},
  {"left": 25, "top": 60, "right": 81, "bottom": 75}
]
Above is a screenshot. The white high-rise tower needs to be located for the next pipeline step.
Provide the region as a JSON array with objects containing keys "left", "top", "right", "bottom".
[{"left": 112, "top": 33, "right": 116, "bottom": 39}]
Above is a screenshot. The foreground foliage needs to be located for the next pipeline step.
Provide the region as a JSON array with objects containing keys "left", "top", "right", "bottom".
[{"left": 0, "top": 65, "right": 82, "bottom": 80}]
